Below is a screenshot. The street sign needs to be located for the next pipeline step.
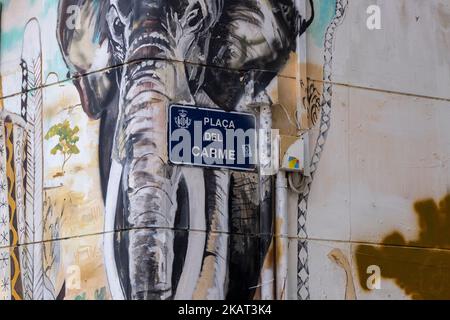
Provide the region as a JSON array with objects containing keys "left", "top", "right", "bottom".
[{"left": 168, "top": 104, "right": 257, "bottom": 171}]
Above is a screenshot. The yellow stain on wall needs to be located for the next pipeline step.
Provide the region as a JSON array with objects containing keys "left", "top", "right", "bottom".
[{"left": 356, "top": 194, "right": 450, "bottom": 299}]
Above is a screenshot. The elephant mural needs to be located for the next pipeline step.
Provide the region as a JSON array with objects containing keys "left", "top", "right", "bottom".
[{"left": 56, "top": 0, "right": 314, "bottom": 300}]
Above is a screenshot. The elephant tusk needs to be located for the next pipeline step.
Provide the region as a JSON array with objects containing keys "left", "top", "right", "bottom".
[
  {"left": 104, "top": 159, "right": 125, "bottom": 300},
  {"left": 193, "top": 169, "right": 230, "bottom": 299},
  {"left": 173, "top": 168, "right": 207, "bottom": 300}
]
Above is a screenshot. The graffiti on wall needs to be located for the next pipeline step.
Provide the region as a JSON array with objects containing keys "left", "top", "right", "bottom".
[
  {"left": 0, "top": 0, "right": 350, "bottom": 300},
  {"left": 55, "top": 0, "right": 320, "bottom": 300}
]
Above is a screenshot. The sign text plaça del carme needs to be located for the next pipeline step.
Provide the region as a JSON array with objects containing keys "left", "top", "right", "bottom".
[{"left": 168, "top": 104, "right": 257, "bottom": 171}]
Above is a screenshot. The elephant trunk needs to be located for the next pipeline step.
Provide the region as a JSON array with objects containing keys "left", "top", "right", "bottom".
[{"left": 114, "top": 26, "right": 192, "bottom": 299}]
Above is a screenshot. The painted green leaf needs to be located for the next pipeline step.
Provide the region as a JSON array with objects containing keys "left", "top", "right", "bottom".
[
  {"left": 50, "top": 144, "right": 62, "bottom": 155},
  {"left": 45, "top": 120, "right": 81, "bottom": 172}
]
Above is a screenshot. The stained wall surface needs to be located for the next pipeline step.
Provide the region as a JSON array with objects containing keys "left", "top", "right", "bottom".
[{"left": 0, "top": 0, "right": 448, "bottom": 300}]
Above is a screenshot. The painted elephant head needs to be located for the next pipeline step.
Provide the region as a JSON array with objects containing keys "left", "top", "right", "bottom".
[{"left": 56, "top": 0, "right": 314, "bottom": 300}]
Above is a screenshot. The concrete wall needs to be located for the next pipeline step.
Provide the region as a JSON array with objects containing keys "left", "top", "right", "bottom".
[{"left": 0, "top": 0, "right": 448, "bottom": 300}]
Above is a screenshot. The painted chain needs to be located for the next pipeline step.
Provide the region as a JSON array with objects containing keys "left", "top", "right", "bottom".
[{"left": 297, "top": 0, "right": 348, "bottom": 301}]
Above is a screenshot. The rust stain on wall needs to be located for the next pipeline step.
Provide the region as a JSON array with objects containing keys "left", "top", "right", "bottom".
[{"left": 356, "top": 194, "right": 450, "bottom": 299}]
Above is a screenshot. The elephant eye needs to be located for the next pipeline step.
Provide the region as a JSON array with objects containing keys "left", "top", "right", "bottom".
[
  {"left": 107, "top": 5, "right": 126, "bottom": 47},
  {"left": 113, "top": 17, "right": 125, "bottom": 36}
]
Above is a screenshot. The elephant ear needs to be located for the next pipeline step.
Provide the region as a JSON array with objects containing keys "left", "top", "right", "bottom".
[
  {"left": 56, "top": 0, "right": 117, "bottom": 119},
  {"left": 202, "top": 0, "right": 314, "bottom": 110},
  {"left": 275, "top": 0, "right": 314, "bottom": 43}
]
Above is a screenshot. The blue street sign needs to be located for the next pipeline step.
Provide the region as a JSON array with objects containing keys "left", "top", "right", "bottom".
[{"left": 168, "top": 104, "right": 257, "bottom": 171}]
